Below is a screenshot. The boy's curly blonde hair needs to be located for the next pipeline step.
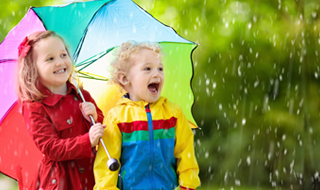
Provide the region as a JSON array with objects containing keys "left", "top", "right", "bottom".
[{"left": 109, "top": 41, "right": 163, "bottom": 88}]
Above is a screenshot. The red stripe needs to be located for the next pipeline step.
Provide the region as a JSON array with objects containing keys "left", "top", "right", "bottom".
[
  {"left": 180, "top": 186, "right": 195, "bottom": 190},
  {"left": 118, "top": 117, "right": 177, "bottom": 133}
]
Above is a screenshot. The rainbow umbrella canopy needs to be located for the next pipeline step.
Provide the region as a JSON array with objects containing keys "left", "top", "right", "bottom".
[{"left": 0, "top": 0, "right": 197, "bottom": 188}]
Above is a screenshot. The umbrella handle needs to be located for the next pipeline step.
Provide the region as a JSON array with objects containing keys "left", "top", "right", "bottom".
[{"left": 74, "top": 81, "right": 120, "bottom": 171}]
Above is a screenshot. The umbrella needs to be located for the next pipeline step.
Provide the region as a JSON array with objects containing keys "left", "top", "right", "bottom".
[{"left": 0, "top": 0, "right": 198, "bottom": 189}]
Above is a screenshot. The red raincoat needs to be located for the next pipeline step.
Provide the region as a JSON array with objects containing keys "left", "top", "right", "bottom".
[{"left": 22, "top": 82, "right": 104, "bottom": 190}]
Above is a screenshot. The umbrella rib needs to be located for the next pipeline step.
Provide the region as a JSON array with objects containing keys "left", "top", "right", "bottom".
[{"left": 72, "top": 0, "right": 115, "bottom": 63}]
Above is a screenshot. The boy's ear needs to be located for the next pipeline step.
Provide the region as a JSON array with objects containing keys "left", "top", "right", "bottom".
[{"left": 117, "top": 71, "right": 129, "bottom": 86}]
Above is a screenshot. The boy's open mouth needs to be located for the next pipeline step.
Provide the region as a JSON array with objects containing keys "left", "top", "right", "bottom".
[{"left": 148, "top": 82, "right": 160, "bottom": 94}]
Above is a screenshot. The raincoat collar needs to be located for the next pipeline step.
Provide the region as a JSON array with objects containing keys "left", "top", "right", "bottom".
[
  {"left": 118, "top": 95, "right": 167, "bottom": 108},
  {"left": 37, "top": 81, "right": 78, "bottom": 106}
]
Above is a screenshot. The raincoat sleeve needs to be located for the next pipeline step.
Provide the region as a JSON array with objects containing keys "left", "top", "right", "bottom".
[
  {"left": 174, "top": 106, "right": 200, "bottom": 189},
  {"left": 23, "top": 102, "right": 94, "bottom": 161},
  {"left": 94, "top": 110, "right": 122, "bottom": 190}
]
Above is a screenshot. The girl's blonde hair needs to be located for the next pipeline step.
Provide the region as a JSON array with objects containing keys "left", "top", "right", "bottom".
[
  {"left": 17, "top": 30, "right": 75, "bottom": 102},
  {"left": 110, "top": 41, "right": 163, "bottom": 87}
]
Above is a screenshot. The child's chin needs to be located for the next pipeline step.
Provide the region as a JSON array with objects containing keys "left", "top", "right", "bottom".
[{"left": 147, "top": 96, "right": 160, "bottom": 103}]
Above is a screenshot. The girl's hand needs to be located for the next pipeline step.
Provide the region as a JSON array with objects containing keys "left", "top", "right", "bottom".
[
  {"left": 89, "top": 123, "right": 106, "bottom": 147},
  {"left": 80, "top": 102, "right": 98, "bottom": 123}
]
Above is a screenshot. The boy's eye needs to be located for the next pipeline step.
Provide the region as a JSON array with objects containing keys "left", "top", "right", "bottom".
[
  {"left": 47, "top": 57, "right": 54, "bottom": 61},
  {"left": 144, "top": 67, "right": 151, "bottom": 71},
  {"left": 61, "top": 53, "right": 68, "bottom": 57},
  {"left": 158, "top": 67, "right": 163, "bottom": 71}
]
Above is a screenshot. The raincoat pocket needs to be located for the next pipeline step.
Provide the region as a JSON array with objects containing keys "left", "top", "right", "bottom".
[{"left": 53, "top": 115, "right": 75, "bottom": 136}]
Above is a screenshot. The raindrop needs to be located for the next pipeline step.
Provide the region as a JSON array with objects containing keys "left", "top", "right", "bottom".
[
  {"left": 315, "top": 172, "right": 319, "bottom": 179},
  {"left": 282, "top": 134, "right": 286, "bottom": 141},
  {"left": 242, "top": 118, "right": 246, "bottom": 125},
  {"left": 132, "top": 25, "right": 136, "bottom": 33},
  {"left": 312, "top": 12, "right": 317, "bottom": 19},
  {"left": 238, "top": 66, "right": 242, "bottom": 76},
  {"left": 205, "top": 152, "right": 209, "bottom": 158},
  {"left": 309, "top": 127, "right": 313, "bottom": 134},
  {"left": 246, "top": 156, "right": 251, "bottom": 165},
  {"left": 197, "top": 139, "right": 201, "bottom": 146},
  {"left": 235, "top": 179, "right": 241, "bottom": 186},
  {"left": 253, "top": 15, "right": 257, "bottom": 23},
  {"left": 206, "top": 79, "right": 210, "bottom": 86}
]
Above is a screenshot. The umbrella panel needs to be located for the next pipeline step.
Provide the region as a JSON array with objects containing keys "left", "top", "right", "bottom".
[
  {"left": 78, "top": 42, "right": 197, "bottom": 127},
  {"left": 0, "top": 0, "right": 198, "bottom": 188},
  {"left": 0, "top": 103, "right": 42, "bottom": 189},
  {"left": 0, "top": 60, "right": 18, "bottom": 124},
  {"left": 33, "top": 0, "right": 112, "bottom": 56}
]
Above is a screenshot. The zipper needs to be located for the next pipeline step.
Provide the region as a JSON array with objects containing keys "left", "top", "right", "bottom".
[{"left": 145, "top": 104, "right": 156, "bottom": 190}]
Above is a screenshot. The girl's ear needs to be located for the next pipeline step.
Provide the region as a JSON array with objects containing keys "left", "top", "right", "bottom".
[{"left": 117, "top": 71, "right": 129, "bottom": 86}]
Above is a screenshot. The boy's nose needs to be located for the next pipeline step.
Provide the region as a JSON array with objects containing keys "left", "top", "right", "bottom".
[{"left": 152, "top": 70, "right": 161, "bottom": 77}]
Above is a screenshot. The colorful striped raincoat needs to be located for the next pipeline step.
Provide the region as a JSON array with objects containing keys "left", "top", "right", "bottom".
[{"left": 94, "top": 96, "right": 200, "bottom": 190}]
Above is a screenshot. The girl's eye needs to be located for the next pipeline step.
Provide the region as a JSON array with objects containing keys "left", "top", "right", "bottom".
[
  {"left": 158, "top": 67, "right": 163, "bottom": 71},
  {"left": 145, "top": 67, "right": 151, "bottom": 71},
  {"left": 61, "top": 53, "right": 68, "bottom": 57},
  {"left": 47, "top": 57, "right": 54, "bottom": 61}
]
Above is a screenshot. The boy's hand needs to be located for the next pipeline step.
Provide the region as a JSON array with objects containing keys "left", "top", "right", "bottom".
[
  {"left": 89, "top": 123, "right": 106, "bottom": 147},
  {"left": 80, "top": 102, "right": 98, "bottom": 122}
]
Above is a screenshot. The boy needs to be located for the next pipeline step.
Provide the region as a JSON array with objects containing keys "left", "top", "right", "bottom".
[{"left": 94, "top": 41, "right": 200, "bottom": 190}]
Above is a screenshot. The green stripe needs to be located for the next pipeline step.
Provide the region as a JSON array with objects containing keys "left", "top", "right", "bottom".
[
  {"left": 122, "top": 128, "right": 175, "bottom": 143},
  {"left": 154, "top": 128, "right": 175, "bottom": 140},
  {"left": 123, "top": 131, "right": 149, "bottom": 142}
]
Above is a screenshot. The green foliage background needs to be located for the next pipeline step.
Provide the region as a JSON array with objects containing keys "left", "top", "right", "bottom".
[{"left": 1, "top": 0, "right": 320, "bottom": 189}]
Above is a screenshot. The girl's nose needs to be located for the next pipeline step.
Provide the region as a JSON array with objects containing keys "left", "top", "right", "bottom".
[{"left": 55, "top": 58, "right": 64, "bottom": 66}]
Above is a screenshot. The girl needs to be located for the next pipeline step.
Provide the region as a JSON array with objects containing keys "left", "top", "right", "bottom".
[{"left": 17, "top": 30, "right": 105, "bottom": 190}]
